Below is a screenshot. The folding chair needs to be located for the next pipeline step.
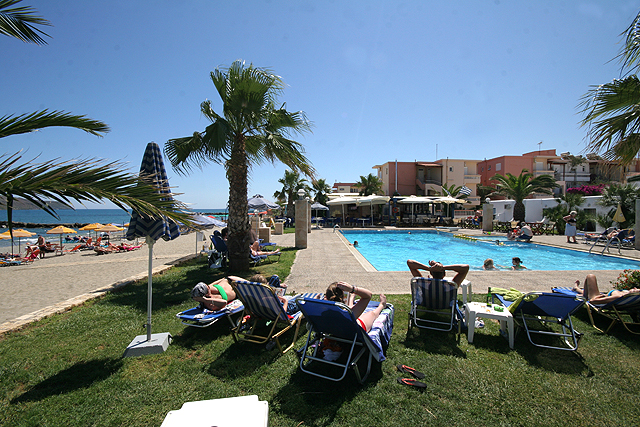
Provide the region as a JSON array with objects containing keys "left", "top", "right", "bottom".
[
  {"left": 493, "top": 292, "right": 585, "bottom": 351},
  {"left": 208, "top": 231, "right": 228, "bottom": 268},
  {"left": 229, "top": 280, "right": 303, "bottom": 354},
  {"left": 296, "top": 298, "right": 394, "bottom": 384},
  {"left": 176, "top": 299, "right": 244, "bottom": 328},
  {"left": 409, "top": 277, "right": 463, "bottom": 335}
]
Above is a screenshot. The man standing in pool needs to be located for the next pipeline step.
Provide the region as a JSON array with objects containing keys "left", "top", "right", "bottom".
[{"left": 407, "top": 259, "right": 469, "bottom": 286}]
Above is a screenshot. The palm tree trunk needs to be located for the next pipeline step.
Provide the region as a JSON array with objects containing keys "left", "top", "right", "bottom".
[
  {"left": 226, "top": 136, "right": 251, "bottom": 272},
  {"left": 514, "top": 201, "right": 525, "bottom": 222}
]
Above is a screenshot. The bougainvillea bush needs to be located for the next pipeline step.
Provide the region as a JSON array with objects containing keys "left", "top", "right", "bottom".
[
  {"left": 611, "top": 269, "right": 640, "bottom": 290},
  {"left": 566, "top": 184, "right": 606, "bottom": 196}
]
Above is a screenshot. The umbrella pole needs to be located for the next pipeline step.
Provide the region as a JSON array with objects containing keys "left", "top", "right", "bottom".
[{"left": 146, "top": 236, "right": 153, "bottom": 341}]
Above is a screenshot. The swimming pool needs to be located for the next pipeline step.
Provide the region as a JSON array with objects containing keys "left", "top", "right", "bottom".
[{"left": 341, "top": 230, "right": 640, "bottom": 271}]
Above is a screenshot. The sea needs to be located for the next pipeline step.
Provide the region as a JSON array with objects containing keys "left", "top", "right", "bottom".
[{"left": 0, "top": 208, "right": 227, "bottom": 251}]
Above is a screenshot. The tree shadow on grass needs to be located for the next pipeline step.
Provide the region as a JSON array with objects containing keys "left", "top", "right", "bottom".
[{"left": 11, "top": 358, "right": 122, "bottom": 403}]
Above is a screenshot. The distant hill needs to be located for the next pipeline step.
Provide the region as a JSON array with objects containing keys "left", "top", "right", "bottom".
[{"left": 0, "top": 196, "right": 71, "bottom": 211}]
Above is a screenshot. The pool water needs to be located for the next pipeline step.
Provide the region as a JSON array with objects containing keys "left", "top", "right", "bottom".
[{"left": 342, "top": 230, "right": 640, "bottom": 271}]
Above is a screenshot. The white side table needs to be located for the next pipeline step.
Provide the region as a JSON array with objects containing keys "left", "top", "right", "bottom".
[
  {"left": 464, "top": 302, "right": 514, "bottom": 349},
  {"left": 444, "top": 278, "right": 472, "bottom": 304}
]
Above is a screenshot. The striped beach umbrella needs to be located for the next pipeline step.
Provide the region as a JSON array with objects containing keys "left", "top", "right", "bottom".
[{"left": 124, "top": 142, "right": 180, "bottom": 353}]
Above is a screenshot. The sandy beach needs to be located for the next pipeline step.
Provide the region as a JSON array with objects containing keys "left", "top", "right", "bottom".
[{"left": 1, "top": 226, "right": 639, "bottom": 334}]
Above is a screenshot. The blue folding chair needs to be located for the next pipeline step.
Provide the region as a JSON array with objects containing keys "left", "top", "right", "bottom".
[
  {"left": 409, "top": 277, "right": 463, "bottom": 335},
  {"left": 296, "top": 298, "right": 394, "bottom": 384},
  {"left": 229, "top": 280, "right": 303, "bottom": 354},
  {"left": 208, "top": 231, "right": 228, "bottom": 268},
  {"left": 493, "top": 291, "right": 585, "bottom": 351},
  {"left": 176, "top": 299, "right": 244, "bottom": 328}
]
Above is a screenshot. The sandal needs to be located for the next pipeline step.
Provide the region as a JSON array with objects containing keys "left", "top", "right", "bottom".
[
  {"left": 397, "top": 378, "right": 427, "bottom": 389},
  {"left": 396, "top": 364, "right": 425, "bottom": 379}
]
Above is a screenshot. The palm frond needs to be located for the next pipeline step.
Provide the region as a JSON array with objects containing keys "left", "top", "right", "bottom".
[
  {"left": 0, "top": 152, "right": 193, "bottom": 231},
  {"left": 0, "top": 109, "right": 110, "bottom": 138},
  {"left": 0, "top": 0, "right": 50, "bottom": 45}
]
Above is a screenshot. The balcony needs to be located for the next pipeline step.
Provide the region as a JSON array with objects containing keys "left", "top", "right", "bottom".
[{"left": 463, "top": 174, "right": 481, "bottom": 183}]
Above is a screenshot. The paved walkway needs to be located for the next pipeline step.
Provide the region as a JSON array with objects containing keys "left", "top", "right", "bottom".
[{"left": 1, "top": 225, "right": 638, "bottom": 335}]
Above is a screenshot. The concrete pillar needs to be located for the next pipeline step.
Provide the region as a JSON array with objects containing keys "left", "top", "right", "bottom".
[
  {"left": 274, "top": 222, "right": 284, "bottom": 235},
  {"left": 295, "top": 199, "right": 309, "bottom": 248},
  {"left": 482, "top": 201, "right": 493, "bottom": 232},
  {"left": 633, "top": 199, "right": 640, "bottom": 249}
]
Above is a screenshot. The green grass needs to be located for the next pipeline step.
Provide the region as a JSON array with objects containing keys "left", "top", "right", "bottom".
[{"left": 1, "top": 249, "right": 640, "bottom": 426}]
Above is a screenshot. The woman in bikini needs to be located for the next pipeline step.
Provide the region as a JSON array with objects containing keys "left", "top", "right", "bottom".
[
  {"left": 324, "top": 281, "right": 386, "bottom": 332},
  {"left": 191, "top": 276, "right": 241, "bottom": 311},
  {"left": 572, "top": 274, "right": 640, "bottom": 304}
]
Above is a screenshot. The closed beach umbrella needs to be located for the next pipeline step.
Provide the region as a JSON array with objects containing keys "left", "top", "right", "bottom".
[
  {"left": 613, "top": 203, "right": 626, "bottom": 224},
  {"left": 0, "top": 228, "right": 35, "bottom": 255},
  {"left": 125, "top": 142, "right": 180, "bottom": 355},
  {"left": 46, "top": 225, "right": 77, "bottom": 248}
]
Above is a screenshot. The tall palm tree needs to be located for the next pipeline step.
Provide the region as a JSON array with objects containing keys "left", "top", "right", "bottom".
[
  {"left": 0, "top": 1, "right": 190, "bottom": 231},
  {"left": 579, "top": 10, "right": 640, "bottom": 164},
  {"left": 165, "top": 61, "right": 315, "bottom": 271},
  {"left": 489, "top": 170, "right": 557, "bottom": 222},
  {"left": 355, "top": 173, "right": 383, "bottom": 196},
  {"left": 312, "top": 178, "right": 332, "bottom": 205},
  {"left": 438, "top": 183, "right": 469, "bottom": 200},
  {"left": 273, "top": 169, "right": 309, "bottom": 217}
]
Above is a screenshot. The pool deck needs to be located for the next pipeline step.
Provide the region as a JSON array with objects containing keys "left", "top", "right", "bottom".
[{"left": 275, "top": 227, "right": 640, "bottom": 297}]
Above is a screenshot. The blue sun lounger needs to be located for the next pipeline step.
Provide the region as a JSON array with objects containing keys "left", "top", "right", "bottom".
[
  {"left": 492, "top": 291, "right": 585, "bottom": 351},
  {"left": 552, "top": 287, "right": 640, "bottom": 334},
  {"left": 176, "top": 299, "right": 244, "bottom": 328},
  {"left": 296, "top": 298, "right": 394, "bottom": 384}
]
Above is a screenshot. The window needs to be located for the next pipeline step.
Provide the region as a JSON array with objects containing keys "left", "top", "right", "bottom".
[
  {"left": 488, "top": 165, "right": 491, "bottom": 171},
  {"left": 496, "top": 163, "right": 501, "bottom": 171},
  {"left": 449, "top": 167, "right": 453, "bottom": 172}
]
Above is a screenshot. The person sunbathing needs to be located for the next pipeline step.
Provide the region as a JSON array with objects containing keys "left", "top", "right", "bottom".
[
  {"left": 406, "top": 259, "right": 469, "bottom": 286},
  {"left": 250, "top": 241, "right": 280, "bottom": 257},
  {"left": 191, "top": 275, "right": 289, "bottom": 311},
  {"left": 324, "top": 281, "right": 386, "bottom": 333},
  {"left": 572, "top": 274, "right": 640, "bottom": 304}
]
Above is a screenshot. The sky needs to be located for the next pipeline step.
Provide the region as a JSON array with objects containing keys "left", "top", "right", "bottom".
[{"left": 3, "top": 0, "right": 640, "bottom": 210}]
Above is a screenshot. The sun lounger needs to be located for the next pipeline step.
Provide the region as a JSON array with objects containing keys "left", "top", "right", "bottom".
[
  {"left": 296, "top": 298, "right": 394, "bottom": 384},
  {"left": 176, "top": 299, "right": 244, "bottom": 328},
  {"left": 492, "top": 291, "right": 585, "bottom": 351},
  {"left": 552, "top": 287, "right": 640, "bottom": 334}
]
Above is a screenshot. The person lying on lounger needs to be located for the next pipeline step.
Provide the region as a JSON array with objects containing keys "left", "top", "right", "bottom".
[
  {"left": 250, "top": 240, "right": 281, "bottom": 257},
  {"left": 324, "top": 282, "right": 386, "bottom": 333},
  {"left": 191, "top": 275, "right": 289, "bottom": 312},
  {"left": 406, "top": 259, "right": 469, "bottom": 286},
  {"left": 572, "top": 274, "right": 640, "bottom": 304}
]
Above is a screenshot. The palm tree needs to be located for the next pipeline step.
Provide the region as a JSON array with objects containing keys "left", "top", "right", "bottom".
[
  {"left": 0, "top": 1, "right": 190, "bottom": 231},
  {"left": 489, "top": 170, "right": 557, "bottom": 222},
  {"left": 438, "top": 183, "right": 469, "bottom": 200},
  {"left": 165, "top": 61, "right": 315, "bottom": 272},
  {"left": 312, "top": 178, "right": 332, "bottom": 205},
  {"left": 579, "top": 11, "right": 640, "bottom": 164},
  {"left": 273, "top": 169, "right": 309, "bottom": 217},
  {"left": 355, "top": 173, "right": 383, "bottom": 196}
]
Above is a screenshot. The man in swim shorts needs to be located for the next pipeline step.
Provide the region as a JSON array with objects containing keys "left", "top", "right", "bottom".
[{"left": 191, "top": 276, "right": 242, "bottom": 311}]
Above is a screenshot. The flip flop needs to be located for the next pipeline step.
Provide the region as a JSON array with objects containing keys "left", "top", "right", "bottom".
[
  {"left": 397, "top": 378, "right": 427, "bottom": 389},
  {"left": 396, "top": 364, "right": 425, "bottom": 379}
]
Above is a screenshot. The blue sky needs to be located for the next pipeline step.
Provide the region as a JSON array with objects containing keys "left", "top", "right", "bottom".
[{"left": 3, "top": 1, "right": 639, "bottom": 210}]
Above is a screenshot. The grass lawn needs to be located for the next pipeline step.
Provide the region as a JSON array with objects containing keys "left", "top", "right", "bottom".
[{"left": 1, "top": 249, "right": 639, "bottom": 426}]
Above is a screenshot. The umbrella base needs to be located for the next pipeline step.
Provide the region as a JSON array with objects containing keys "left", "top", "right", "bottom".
[{"left": 123, "top": 332, "right": 172, "bottom": 358}]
